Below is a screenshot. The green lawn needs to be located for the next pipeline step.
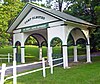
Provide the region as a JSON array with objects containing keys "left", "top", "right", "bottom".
[
  {"left": 0, "top": 45, "right": 86, "bottom": 55},
  {"left": 0, "top": 45, "right": 86, "bottom": 63},
  {"left": 5, "top": 56, "right": 100, "bottom": 84}
]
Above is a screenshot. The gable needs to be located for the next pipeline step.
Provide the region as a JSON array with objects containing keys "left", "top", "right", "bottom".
[{"left": 17, "top": 8, "right": 58, "bottom": 29}]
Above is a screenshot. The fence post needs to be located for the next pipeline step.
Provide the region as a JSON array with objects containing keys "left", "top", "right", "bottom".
[
  {"left": 50, "top": 56, "right": 53, "bottom": 74},
  {"left": 13, "top": 61, "right": 17, "bottom": 84},
  {"left": 8, "top": 53, "right": 10, "bottom": 63},
  {"left": 42, "top": 58, "right": 46, "bottom": 77},
  {"left": 1, "top": 63, "right": 6, "bottom": 84}
]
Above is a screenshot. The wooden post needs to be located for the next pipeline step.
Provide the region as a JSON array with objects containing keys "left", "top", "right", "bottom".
[
  {"left": 50, "top": 56, "right": 53, "bottom": 74},
  {"left": 13, "top": 61, "right": 17, "bottom": 84},
  {"left": 1, "top": 63, "right": 6, "bottom": 84},
  {"left": 42, "top": 58, "right": 46, "bottom": 77},
  {"left": 8, "top": 53, "right": 10, "bottom": 63},
  {"left": 39, "top": 47, "right": 42, "bottom": 60}
]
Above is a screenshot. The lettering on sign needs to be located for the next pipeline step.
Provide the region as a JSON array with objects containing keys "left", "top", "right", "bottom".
[
  {"left": 22, "top": 23, "right": 48, "bottom": 32},
  {"left": 24, "top": 16, "right": 45, "bottom": 24}
]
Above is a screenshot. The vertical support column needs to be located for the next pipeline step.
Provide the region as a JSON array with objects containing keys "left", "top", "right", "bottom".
[
  {"left": 39, "top": 46, "right": 42, "bottom": 60},
  {"left": 62, "top": 45, "right": 69, "bottom": 69},
  {"left": 86, "top": 29, "right": 91, "bottom": 63},
  {"left": 74, "top": 45, "right": 78, "bottom": 62},
  {"left": 48, "top": 45, "right": 52, "bottom": 65},
  {"left": 86, "top": 44, "right": 91, "bottom": 63},
  {"left": 21, "top": 47, "right": 25, "bottom": 63},
  {"left": 13, "top": 47, "right": 17, "bottom": 61}
]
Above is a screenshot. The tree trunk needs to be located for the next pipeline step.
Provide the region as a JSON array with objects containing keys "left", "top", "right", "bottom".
[{"left": 58, "top": 0, "right": 63, "bottom": 12}]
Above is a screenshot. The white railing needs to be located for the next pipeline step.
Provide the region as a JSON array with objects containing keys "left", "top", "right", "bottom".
[
  {"left": 50, "top": 56, "right": 63, "bottom": 74},
  {"left": 0, "top": 56, "right": 63, "bottom": 84},
  {"left": 0, "top": 53, "right": 12, "bottom": 63},
  {"left": 0, "top": 58, "right": 46, "bottom": 84}
]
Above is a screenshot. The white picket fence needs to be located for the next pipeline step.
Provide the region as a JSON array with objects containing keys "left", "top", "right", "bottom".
[
  {"left": 0, "top": 56, "right": 63, "bottom": 84},
  {"left": 0, "top": 53, "right": 12, "bottom": 63}
]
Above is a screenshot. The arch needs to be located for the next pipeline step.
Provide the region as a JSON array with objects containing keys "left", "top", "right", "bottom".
[
  {"left": 67, "top": 28, "right": 88, "bottom": 45},
  {"left": 41, "top": 41, "right": 48, "bottom": 47},
  {"left": 50, "top": 37, "right": 62, "bottom": 47},
  {"left": 15, "top": 41, "right": 21, "bottom": 46},
  {"left": 67, "top": 33, "right": 75, "bottom": 46},
  {"left": 76, "top": 38, "right": 87, "bottom": 45},
  {"left": 14, "top": 41, "right": 21, "bottom": 62},
  {"left": 76, "top": 38, "right": 87, "bottom": 61},
  {"left": 50, "top": 37, "right": 63, "bottom": 59},
  {"left": 25, "top": 35, "right": 39, "bottom": 46},
  {"left": 24, "top": 33, "right": 48, "bottom": 62},
  {"left": 25, "top": 33, "right": 47, "bottom": 46}
]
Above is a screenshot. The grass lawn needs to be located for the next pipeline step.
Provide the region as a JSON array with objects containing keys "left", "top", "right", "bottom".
[
  {"left": 0, "top": 45, "right": 86, "bottom": 63},
  {"left": 5, "top": 56, "right": 100, "bottom": 84}
]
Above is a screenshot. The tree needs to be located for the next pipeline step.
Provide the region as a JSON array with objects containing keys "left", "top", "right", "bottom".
[
  {"left": 95, "top": 6, "right": 100, "bottom": 25},
  {"left": 58, "top": 0, "right": 64, "bottom": 11},
  {"left": 64, "top": 0, "right": 100, "bottom": 24},
  {"left": 0, "top": 0, "right": 25, "bottom": 47}
]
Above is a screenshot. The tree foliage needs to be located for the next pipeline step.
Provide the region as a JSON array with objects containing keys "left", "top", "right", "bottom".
[
  {"left": 0, "top": 0, "right": 25, "bottom": 47},
  {"left": 25, "top": 36, "right": 37, "bottom": 45},
  {"left": 63, "top": 0, "right": 100, "bottom": 51},
  {"left": 64, "top": 0, "right": 100, "bottom": 24}
]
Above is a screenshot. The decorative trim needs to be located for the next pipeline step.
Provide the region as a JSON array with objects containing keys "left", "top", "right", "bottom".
[
  {"left": 62, "top": 45, "right": 68, "bottom": 46},
  {"left": 21, "top": 47, "right": 25, "bottom": 48},
  {"left": 13, "top": 46, "right": 17, "bottom": 48}
]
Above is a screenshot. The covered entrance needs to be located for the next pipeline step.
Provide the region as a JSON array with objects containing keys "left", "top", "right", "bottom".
[{"left": 7, "top": 3, "right": 96, "bottom": 68}]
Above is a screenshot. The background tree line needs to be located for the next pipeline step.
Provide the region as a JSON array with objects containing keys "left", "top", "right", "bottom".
[{"left": 0, "top": 0, "right": 100, "bottom": 52}]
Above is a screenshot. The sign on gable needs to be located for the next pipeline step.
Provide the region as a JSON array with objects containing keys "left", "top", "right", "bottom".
[
  {"left": 21, "top": 23, "right": 48, "bottom": 32},
  {"left": 17, "top": 8, "right": 58, "bottom": 29}
]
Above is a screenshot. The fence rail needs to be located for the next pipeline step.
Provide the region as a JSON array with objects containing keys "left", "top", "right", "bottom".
[
  {"left": 0, "top": 53, "right": 12, "bottom": 63},
  {"left": 0, "top": 56, "right": 64, "bottom": 84}
]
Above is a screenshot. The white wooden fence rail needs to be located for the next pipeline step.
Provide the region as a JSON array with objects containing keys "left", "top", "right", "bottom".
[
  {"left": 0, "top": 56, "right": 63, "bottom": 84},
  {"left": 0, "top": 53, "right": 12, "bottom": 63}
]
